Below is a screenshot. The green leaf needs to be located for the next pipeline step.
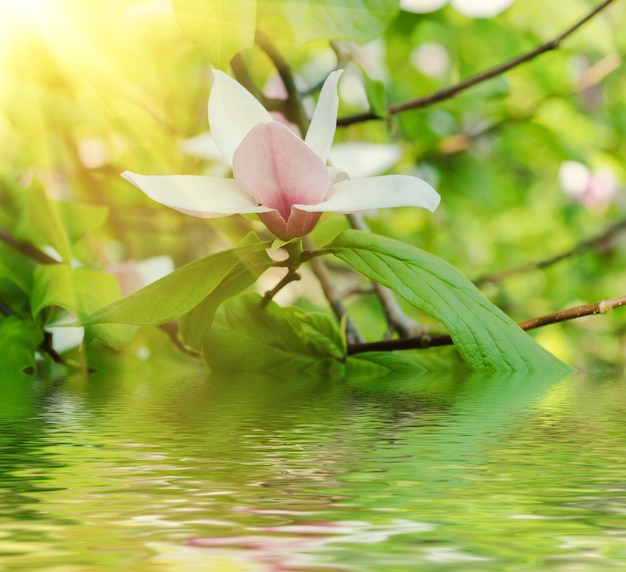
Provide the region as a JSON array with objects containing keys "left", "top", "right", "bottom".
[
  {"left": 80, "top": 243, "right": 272, "bottom": 327},
  {"left": 258, "top": 0, "right": 400, "bottom": 45},
  {"left": 0, "top": 177, "right": 26, "bottom": 231},
  {"left": 179, "top": 250, "right": 274, "bottom": 350},
  {"left": 0, "top": 316, "right": 43, "bottom": 374},
  {"left": 59, "top": 202, "right": 109, "bottom": 244},
  {"left": 14, "top": 178, "right": 72, "bottom": 263},
  {"left": 203, "top": 293, "right": 345, "bottom": 373},
  {"left": 172, "top": 0, "right": 257, "bottom": 69},
  {"left": 0, "top": 245, "right": 34, "bottom": 294},
  {"left": 347, "top": 351, "right": 426, "bottom": 379},
  {"left": 326, "top": 230, "right": 572, "bottom": 373},
  {"left": 31, "top": 265, "right": 135, "bottom": 350},
  {"left": 362, "top": 73, "right": 388, "bottom": 118}
]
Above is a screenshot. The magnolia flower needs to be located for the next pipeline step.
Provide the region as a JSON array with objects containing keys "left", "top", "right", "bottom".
[
  {"left": 122, "top": 70, "right": 440, "bottom": 241},
  {"left": 182, "top": 132, "right": 403, "bottom": 180}
]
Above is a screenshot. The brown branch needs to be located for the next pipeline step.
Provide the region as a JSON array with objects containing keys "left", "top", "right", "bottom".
[
  {"left": 230, "top": 53, "right": 266, "bottom": 101},
  {"left": 0, "top": 227, "right": 59, "bottom": 265},
  {"left": 254, "top": 32, "right": 310, "bottom": 135},
  {"left": 40, "top": 331, "right": 67, "bottom": 365},
  {"left": 475, "top": 217, "right": 626, "bottom": 286},
  {"left": 518, "top": 294, "right": 626, "bottom": 330},
  {"left": 347, "top": 294, "right": 626, "bottom": 355},
  {"left": 337, "top": 0, "right": 619, "bottom": 126}
]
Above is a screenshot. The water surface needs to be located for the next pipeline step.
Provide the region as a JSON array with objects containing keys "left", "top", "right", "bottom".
[{"left": 1, "top": 361, "right": 626, "bottom": 571}]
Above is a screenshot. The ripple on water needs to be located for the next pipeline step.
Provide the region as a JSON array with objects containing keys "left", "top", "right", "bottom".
[{"left": 0, "top": 370, "right": 625, "bottom": 570}]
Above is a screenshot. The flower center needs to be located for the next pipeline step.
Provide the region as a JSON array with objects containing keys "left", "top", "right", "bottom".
[{"left": 232, "top": 122, "right": 330, "bottom": 222}]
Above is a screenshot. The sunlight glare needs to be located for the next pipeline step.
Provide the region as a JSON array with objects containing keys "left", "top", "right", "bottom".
[
  {"left": 0, "top": 0, "right": 58, "bottom": 36},
  {"left": 0, "top": 0, "right": 191, "bottom": 179}
]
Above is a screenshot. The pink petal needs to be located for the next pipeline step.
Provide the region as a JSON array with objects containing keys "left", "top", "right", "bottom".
[
  {"left": 295, "top": 175, "right": 441, "bottom": 213},
  {"left": 304, "top": 70, "right": 343, "bottom": 162},
  {"left": 258, "top": 209, "right": 322, "bottom": 241},
  {"left": 121, "top": 171, "right": 275, "bottom": 218},
  {"left": 285, "top": 209, "right": 323, "bottom": 239},
  {"left": 232, "top": 122, "right": 330, "bottom": 222},
  {"left": 208, "top": 71, "right": 274, "bottom": 166}
]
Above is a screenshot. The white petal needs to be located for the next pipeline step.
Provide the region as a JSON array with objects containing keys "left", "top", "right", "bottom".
[
  {"left": 295, "top": 175, "right": 441, "bottom": 213},
  {"left": 208, "top": 70, "right": 274, "bottom": 166},
  {"left": 135, "top": 255, "right": 175, "bottom": 286},
  {"left": 400, "top": 0, "right": 447, "bottom": 13},
  {"left": 329, "top": 142, "right": 402, "bottom": 178},
  {"left": 180, "top": 131, "right": 223, "bottom": 161},
  {"left": 122, "top": 171, "right": 274, "bottom": 218},
  {"left": 47, "top": 323, "right": 84, "bottom": 353},
  {"left": 451, "top": 0, "right": 513, "bottom": 17},
  {"left": 304, "top": 70, "right": 343, "bottom": 162}
]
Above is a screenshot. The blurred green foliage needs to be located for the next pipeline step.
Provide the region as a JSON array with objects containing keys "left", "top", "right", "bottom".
[{"left": 0, "top": 0, "right": 624, "bottom": 374}]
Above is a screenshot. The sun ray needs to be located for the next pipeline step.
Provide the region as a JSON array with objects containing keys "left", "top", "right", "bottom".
[{"left": 0, "top": 0, "right": 190, "bottom": 199}]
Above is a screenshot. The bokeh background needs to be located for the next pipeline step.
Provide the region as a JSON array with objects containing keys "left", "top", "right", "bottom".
[{"left": 1, "top": 0, "right": 624, "bottom": 370}]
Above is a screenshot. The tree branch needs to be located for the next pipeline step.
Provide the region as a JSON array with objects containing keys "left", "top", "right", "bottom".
[
  {"left": 40, "top": 331, "right": 67, "bottom": 365},
  {"left": 474, "top": 217, "right": 626, "bottom": 286},
  {"left": 255, "top": 32, "right": 311, "bottom": 135},
  {"left": 337, "top": 0, "right": 618, "bottom": 126},
  {"left": 518, "top": 294, "right": 626, "bottom": 330},
  {"left": 347, "top": 213, "right": 427, "bottom": 337},
  {"left": 0, "top": 227, "right": 58, "bottom": 265},
  {"left": 347, "top": 294, "right": 626, "bottom": 355}
]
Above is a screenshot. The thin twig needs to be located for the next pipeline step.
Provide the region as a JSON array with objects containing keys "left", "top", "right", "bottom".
[
  {"left": 158, "top": 323, "right": 201, "bottom": 358},
  {"left": 475, "top": 217, "right": 626, "bottom": 286},
  {"left": 347, "top": 294, "right": 626, "bottom": 355},
  {"left": 230, "top": 53, "right": 266, "bottom": 101},
  {"left": 255, "top": 32, "right": 310, "bottom": 134},
  {"left": 40, "top": 331, "right": 67, "bottom": 365},
  {"left": 337, "top": 0, "right": 619, "bottom": 126},
  {"left": 518, "top": 294, "right": 626, "bottom": 330},
  {"left": 231, "top": 53, "right": 288, "bottom": 115},
  {"left": 0, "top": 298, "right": 14, "bottom": 316},
  {"left": 303, "top": 236, "right": 364, "bottom": 344}
]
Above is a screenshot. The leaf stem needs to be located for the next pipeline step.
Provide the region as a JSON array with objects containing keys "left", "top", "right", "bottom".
[{"left": 262, "top": 268, "right": 301, "bottom": 306}]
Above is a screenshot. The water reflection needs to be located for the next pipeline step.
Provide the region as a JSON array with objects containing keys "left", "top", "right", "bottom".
[{"left": 1, "top": 363, "right": 625, "bottom": 570}]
